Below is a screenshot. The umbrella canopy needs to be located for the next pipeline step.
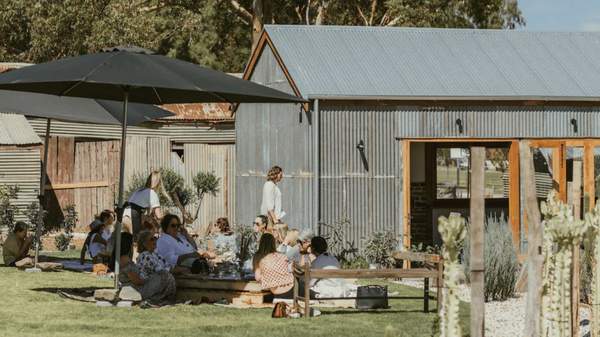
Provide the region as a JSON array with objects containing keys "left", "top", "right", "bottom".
[
  {"left": 0, "top": 90, "right": 173, "bottom": 125},
  {"left": 0, "top": 46, "right": 305, "bottom": 104},
  {"left": 0, "top": 46, "right": 304, "bottom": 285}
]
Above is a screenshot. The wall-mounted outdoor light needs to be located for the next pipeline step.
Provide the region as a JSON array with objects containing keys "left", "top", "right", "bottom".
[
  {"left": 456, "top": 118, "right": 464, "bottom": 134},
  {"left": 356, "top": 140, "right": 369, "bottom": 172},
  {"left": 570, "top": 118, "right": 578, "bottom": 133}
]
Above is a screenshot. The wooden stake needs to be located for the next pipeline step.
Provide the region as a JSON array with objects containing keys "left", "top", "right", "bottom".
[
  {"left": 572, "top": 160, "right": 582, "bottom": 337},
  {"left": 521, "top": 140, "right": 544, "bottom": 337},
  {"left": 470, "top": 146, "right": 485, "bottom": 337}
]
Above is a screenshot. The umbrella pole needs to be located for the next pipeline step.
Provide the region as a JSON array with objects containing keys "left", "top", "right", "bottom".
[
  {"left": 114, "top": 90, "right": 129, "bottom": 289},
  {"left": 27, "top": 118, "right": 51, "bottom": 273}
]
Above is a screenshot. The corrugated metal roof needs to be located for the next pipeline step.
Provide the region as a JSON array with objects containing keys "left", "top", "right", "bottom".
[
  {"left": 263, "top": 25, "right": 600, "bottom": 100},
  {"left": 0, "top": 113, "right": 41, "bottom": 145},
  {"left": 159, "top": 103, "right": 233, "bottom": 121}
]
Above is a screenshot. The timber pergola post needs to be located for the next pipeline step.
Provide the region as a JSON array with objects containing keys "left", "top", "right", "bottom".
[
  {"left": 520, "top": 140, "right": 543, "bottom": 337},
  {"left": 470, "top": 146, "right": 485, "bottom": 337}
]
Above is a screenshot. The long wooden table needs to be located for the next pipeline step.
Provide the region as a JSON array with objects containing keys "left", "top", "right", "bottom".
[{"left": 175, "top": 274, "right": 270, "bottom": 306}]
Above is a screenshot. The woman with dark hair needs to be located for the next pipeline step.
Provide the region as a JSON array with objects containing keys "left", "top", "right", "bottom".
[
  {"left": 117, "top": 232, "right": 176, "bottom": 305},
  {"left": 260, "top": 166, "right": 285, "bottom": 224},
  {"left": 80, "top": 210, "right": 114, "bottom": 266},
  {"left": 155, "top": 214, "right": 213, "bottom": 274},
  {"left": 252, "top": 233, "right": 294, "bottom": 297}
]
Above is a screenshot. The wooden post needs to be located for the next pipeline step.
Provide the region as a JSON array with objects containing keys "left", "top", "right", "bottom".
[
  {"left": 470, "top": 146, "right": 485, "bottom": 337},
  {"left": 424, "top": 277, "right": 430, "bottom": 313},
  {"left": 572, "top": 160, "right": 582, "bottom": 337},
  {"left": 521, "top": 140, "right": 544, "bottom": 337},
  {"left": 437, "top": 259, "right": 443, "bottom": 313},
  {"left": 304, "top": 263, "right": 310, "bottom": 318}
]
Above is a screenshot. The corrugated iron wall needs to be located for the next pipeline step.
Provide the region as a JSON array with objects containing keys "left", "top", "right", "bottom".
[
  {"left": 0, "top": 148, "right": 41, "bottom": 223},
  {"left": 183, "top": 144, "right": 235, "bottom": 228},
  {"left": 395, "top": 105, "right": 600, "bottom": 138},
  {"left": 319, "top": 106, "right": 403, "bottom": 250},
  {"left": 236, "top": 45, "right": 314, "bottom": 228}
]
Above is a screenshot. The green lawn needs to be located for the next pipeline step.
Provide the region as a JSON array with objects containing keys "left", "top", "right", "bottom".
[{"left": 0, "top": 251, "right": 470, "bottom": 337}]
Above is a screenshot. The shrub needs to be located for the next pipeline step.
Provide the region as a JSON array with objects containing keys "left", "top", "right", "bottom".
[
  {"left": 53, "top": 204, "right": 77, "bottom": 251},
  {"left": 54, "top": 233, "right": 73, "bottom": 251},
  {"left": 0, "top": 185, "right": 19, "bottom": 230},
  {"left": 341, "top": 255, "right": 369, "bottom": 269},
  {"left": 319, "top": 219, "right": 359, "bottom": 265},
  {"left": 363, "top": 231, "right": 399, "bottom": 268},
  {"left": 463, "top": 215, "right": 519, "bottom": 301}
]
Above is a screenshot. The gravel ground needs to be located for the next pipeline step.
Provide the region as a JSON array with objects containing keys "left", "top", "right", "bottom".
[{"left": 394, "top": 279, "right": 591, "bottom": 337}]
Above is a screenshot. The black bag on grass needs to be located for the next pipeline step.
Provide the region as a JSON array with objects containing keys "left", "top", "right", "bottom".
[{"left": 356, "top": 285, "right": 388, "bottom": 310}]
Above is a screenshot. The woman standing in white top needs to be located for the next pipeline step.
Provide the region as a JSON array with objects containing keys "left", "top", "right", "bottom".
[
  {"left": 260, "top": 166, "right": 285, "bottom": 224},
  {"left": 123, "top": 170, "right": 165, "bottom": 238}
]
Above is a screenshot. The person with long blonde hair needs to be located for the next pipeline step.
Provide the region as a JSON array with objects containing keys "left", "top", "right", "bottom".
[
  {"left": 260, "top": 165, "right": 285, "bottom": 224},
  {"left": 123, "top": 170, "right": 165, "bottom": 238}
]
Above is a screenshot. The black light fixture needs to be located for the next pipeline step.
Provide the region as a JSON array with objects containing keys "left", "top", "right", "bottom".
[
  {"left": 570, "top": 118, "right": 578, "bottom": 133},
  {"left": 356, "top": 140, "right": 369, "bottom": 171},
  {"left": 456, "top": 118, "right": 464, "bottom": 134}
]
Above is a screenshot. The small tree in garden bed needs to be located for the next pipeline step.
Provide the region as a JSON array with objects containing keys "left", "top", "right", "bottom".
[
  {"left": 126, "top": 169, "right": 219, "bottom": 225},
  {"left": 54, "top": 204, "right": 77, "bottom": 251},
  {"left": 463, "top": 214, "right": 519, "bottom": 301},
  {"left": 191, "top": 171, "right": 220, "bottom": 221},
  {"left": 0, "top": 184, "right": 19, "bottom": 231}
]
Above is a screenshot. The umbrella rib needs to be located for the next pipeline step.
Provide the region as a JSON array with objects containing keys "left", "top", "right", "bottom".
[
  {"left": 152, "top": 87, "right": 163, "bottom": 105},
  {"left": 60, "top": 52, "right": 119, "bottom": 96}
]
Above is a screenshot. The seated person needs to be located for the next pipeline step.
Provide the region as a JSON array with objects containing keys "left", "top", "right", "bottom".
[
  {"left": 253, "top": 215, "right": 269, "bottom": 234},
  {"left": 136, "top": 230, "right": 186, "bottom": 278},
  {"left": 277, "top": 229, "right": 300, "bottom": 261},
  {"left": 80, "top": 211, "right": 114, "bottom": 265},
  {"left": 3, "top": 221, "right": 33, "bottom": 266},
  {"left": 309, "top": 236, "right": 355, "bottom": 298},
  {"left": 294, "top": 228, "right": 315, "bottom": 266},
  {"left": 210, "top": 217, "right": 238, "bottom": 262},
  {"left": 118, "top": 232, "right": 176, "bottom": 305},
  {"left": 253, "top": 233, "right": 294, "bottom": 298},
  {"left": 156, "top": 214, "right": 213, "bottom": 274}
]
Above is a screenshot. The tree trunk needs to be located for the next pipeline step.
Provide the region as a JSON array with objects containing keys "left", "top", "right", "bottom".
[{"left": 252, "top": 0, "right": 272, "bottom": 51}]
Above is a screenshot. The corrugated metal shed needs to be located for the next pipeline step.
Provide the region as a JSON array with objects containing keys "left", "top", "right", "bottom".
[
  {"left": 0, "top": 113, "right": 41, "bottom": 145},
  {"left": 0, "top": 148, "right": 41, "bottom": 224},
  {"left": 263, "top": 25, "right": 600, "bottom": 100}
]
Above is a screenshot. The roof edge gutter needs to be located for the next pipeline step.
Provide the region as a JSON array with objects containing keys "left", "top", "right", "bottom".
[{"left": 305, "top": 95, "right": 600, "bottom": 102}]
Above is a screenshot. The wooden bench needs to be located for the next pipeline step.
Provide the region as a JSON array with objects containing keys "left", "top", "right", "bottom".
[{"left": 292, "top": 252, "right": 443, "bottom": 318}]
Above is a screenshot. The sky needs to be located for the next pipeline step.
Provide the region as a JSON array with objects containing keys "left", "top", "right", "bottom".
[{"left": 519, "top": 0, "right": 600, "bottom": 31}]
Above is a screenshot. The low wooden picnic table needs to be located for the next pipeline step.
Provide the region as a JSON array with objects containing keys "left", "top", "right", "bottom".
[{"left": 293, "top": 251, "right": 443, "bottom": 318}]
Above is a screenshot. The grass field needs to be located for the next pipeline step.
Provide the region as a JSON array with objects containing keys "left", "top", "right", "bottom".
[{"left": 0, "top": 250, "right": 470, "bottom": 337}]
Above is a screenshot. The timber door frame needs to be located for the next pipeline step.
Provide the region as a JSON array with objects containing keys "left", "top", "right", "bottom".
[{"left": 402, "top": 139, "right": 521, "bottom": 250}]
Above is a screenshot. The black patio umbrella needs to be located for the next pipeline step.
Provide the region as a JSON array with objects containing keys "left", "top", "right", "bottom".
[
  {"left": 0, "top": 46, "right": 304, "bottom": 285},
  {"left": 0, "top": 89, "right": 174, "bottom": 272}
]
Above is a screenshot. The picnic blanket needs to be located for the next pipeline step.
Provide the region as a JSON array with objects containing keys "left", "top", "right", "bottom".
[{"left": 61, "top": 260, "right": 93, "bottom": 272}]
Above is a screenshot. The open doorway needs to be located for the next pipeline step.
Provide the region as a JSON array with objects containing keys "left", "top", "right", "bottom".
[{"left": 404, "top": 140, "right": 520, "bottom": 250}]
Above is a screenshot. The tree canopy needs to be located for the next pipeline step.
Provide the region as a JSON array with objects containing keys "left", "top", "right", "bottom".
[{"left": 0, "top": 0, "right": 524, "bottom": 73}]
